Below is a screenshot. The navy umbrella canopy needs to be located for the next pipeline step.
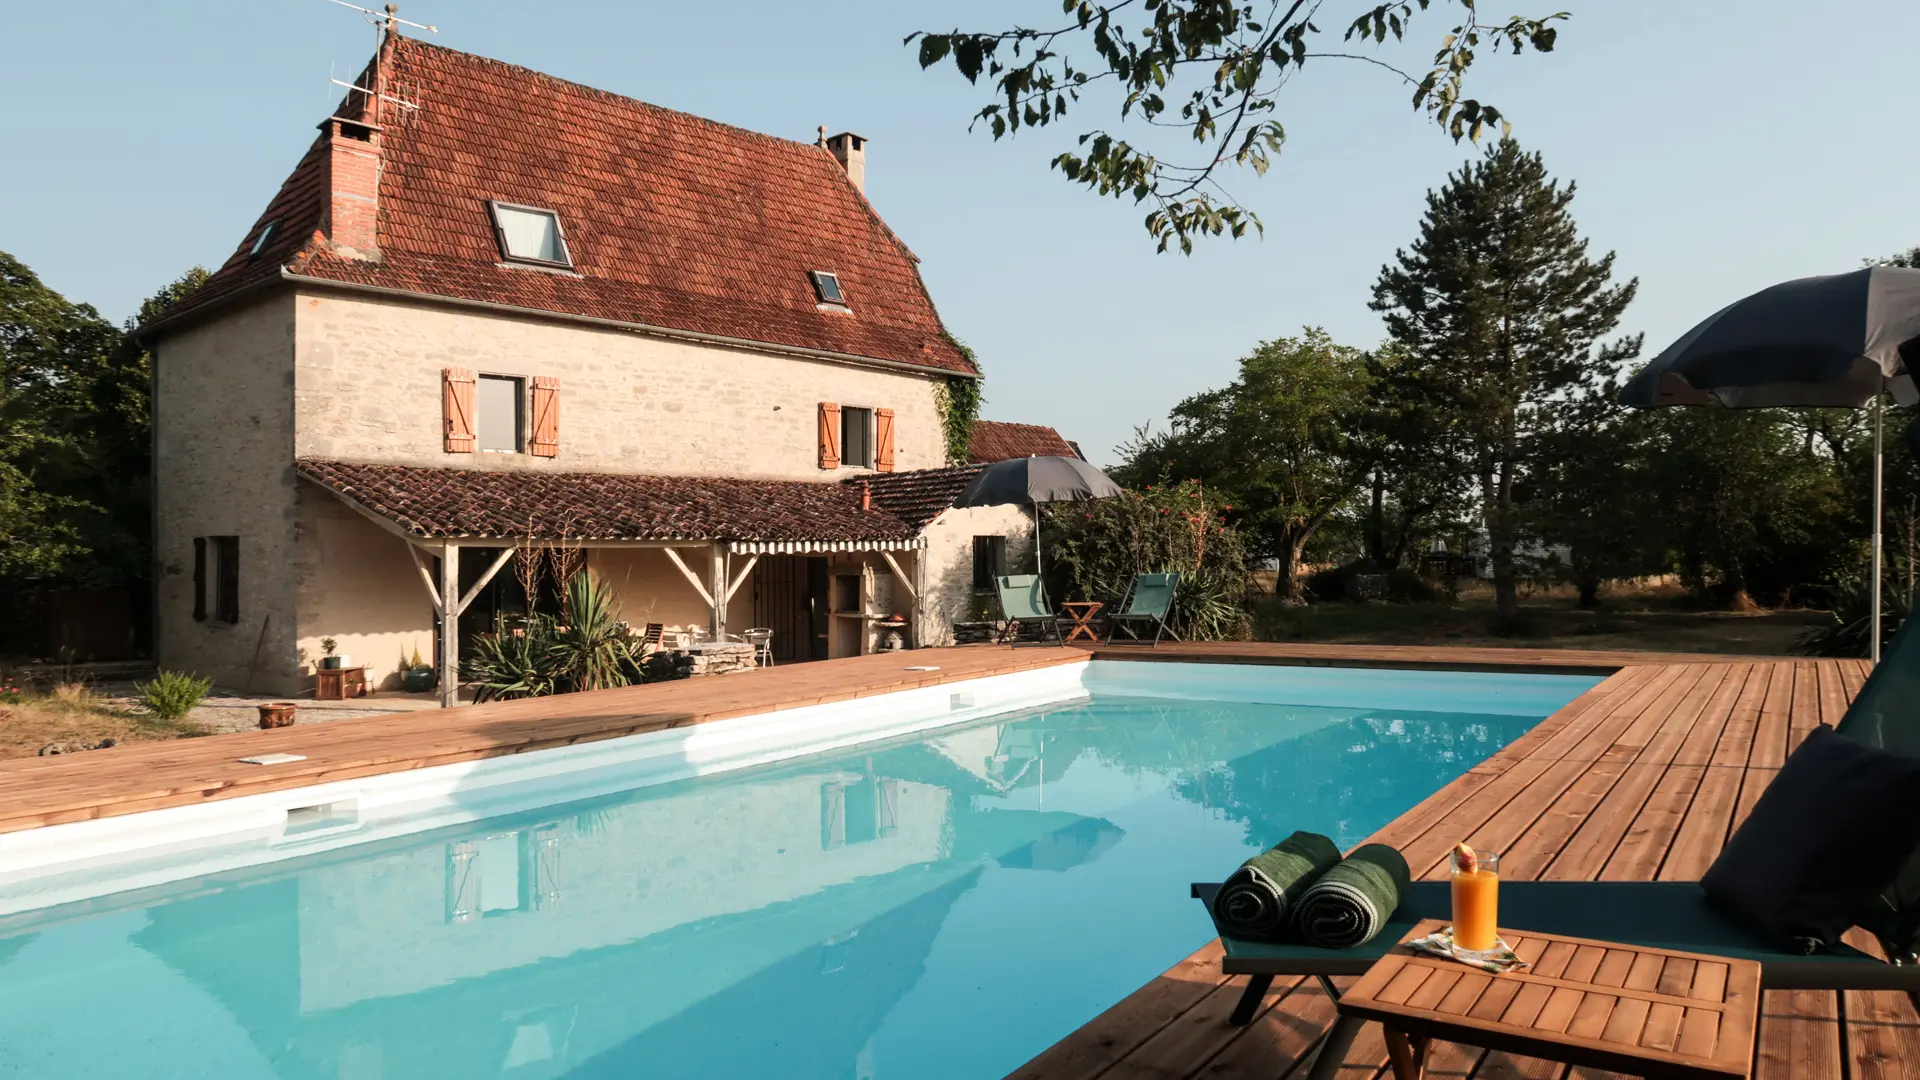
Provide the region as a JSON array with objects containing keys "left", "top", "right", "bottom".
[
  {"left": 954, "top": 456, "right": 1125, "bottom": 578},
  {"left": 1620, "top": 266, "right": 1920, "bottom": 661},
  {"left": 1619, "top": 266, "right": 1920, "bottom": 408}
]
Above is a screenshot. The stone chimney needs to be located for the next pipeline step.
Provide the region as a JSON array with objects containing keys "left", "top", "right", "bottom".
[
  {"left": 319, "top": 115, "right": 382, "bottom": 260},
  {"left": 823, "top": 130, "right": 868, "bottom": 194}
]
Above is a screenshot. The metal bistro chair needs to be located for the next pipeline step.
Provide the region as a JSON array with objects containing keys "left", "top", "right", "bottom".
[{"left": 742, "top": 628, "right": 775, "bottom": 667}]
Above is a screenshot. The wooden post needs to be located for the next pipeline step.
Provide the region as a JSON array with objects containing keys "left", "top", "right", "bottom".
[
  {"left": 709, "top": 543, "right": 727, "bottom": 639},
  {"left": 438, "top": 542, "right": 459, "bottom": 708}
]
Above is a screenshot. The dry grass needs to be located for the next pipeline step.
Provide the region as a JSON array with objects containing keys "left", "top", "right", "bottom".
[
  {"left": 0, "top": 680, "right": 209, "bottom": 761},
  {"left": 1250, "top": 579, "right": 1828, "bottom": 656}
]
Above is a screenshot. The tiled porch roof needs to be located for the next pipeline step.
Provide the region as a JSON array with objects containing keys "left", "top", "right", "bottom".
[
  {"left": 297, "top": 459, "right": 924, "bottom": 544},
  {"left": 854, "top": 465, "right": 983, "bottom": 529}
]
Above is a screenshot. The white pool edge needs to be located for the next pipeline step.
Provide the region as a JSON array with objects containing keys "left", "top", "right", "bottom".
[{"left": 0, "top": 661, "right": 1094, "bottom": 916}]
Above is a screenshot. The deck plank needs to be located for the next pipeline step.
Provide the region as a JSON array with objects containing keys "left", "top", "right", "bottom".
[{"left": 1008, "top": 656, "right": 1862, "bottom": 1080}]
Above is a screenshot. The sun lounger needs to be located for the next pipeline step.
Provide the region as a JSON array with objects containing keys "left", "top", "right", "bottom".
[
  {"left": 994, "top": 574, "right": 1063, "bottom": 646},
  {"left": 1104, "top": 572, "right": 1181, "bottom": 646},
  {"left": 1191, "top": 879, "right": 1920, "bottom": 1077}
]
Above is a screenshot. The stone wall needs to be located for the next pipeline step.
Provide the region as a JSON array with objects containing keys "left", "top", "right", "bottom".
[
  {"left": 915, "top": 503, "right": 1034, "bottom": 647},
  {"left": 153, "top": 295, "right": 303, "bottom": 693},
  {"left": 293, "top": 290, "right": 950, "bottom": 480}
]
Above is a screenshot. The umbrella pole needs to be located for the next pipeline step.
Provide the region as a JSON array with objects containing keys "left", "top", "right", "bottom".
[
  {"left": 1034, "top": 501, "right": 1044, "bottom": 578},
  {"left": 1873, "top": 388, "right": 1885, "bottom": 665}
]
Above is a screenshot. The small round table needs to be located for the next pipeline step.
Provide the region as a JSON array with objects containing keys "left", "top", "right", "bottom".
[{"left": 1060, "top": 601, "right": 1104, "bottom": 643}]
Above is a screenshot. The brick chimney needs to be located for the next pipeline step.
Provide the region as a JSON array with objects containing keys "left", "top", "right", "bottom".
[
  {"left": 319, "top": 116, "right": 382, "bottom": 260},
  {"left": 824, "top": 130, "right": 867, "bottom": 194}
]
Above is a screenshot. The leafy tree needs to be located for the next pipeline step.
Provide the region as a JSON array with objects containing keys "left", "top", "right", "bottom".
[
  {"left": 1116, "top": 329, "right": 1371, "bottom": 600},
  {"left": 1646, "top": 406, "right": 1844, "bottom": 609},
  {"left": 1530, "top": 373, "right": 1656, "bottom": 608},
  {"left": 909, "top": 1, "right": 1567, "bottom": 252},
  {"left": 1353, "top": 342, "right": 1473, "bottom": 571},
  {"left": 1370, "top": 140, "right": 1637, "bottom": 627}
]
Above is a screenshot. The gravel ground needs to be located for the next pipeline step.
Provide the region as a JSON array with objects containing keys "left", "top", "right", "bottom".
[{"left": 90, "top": 681, "right": 446, "bottom": 734}]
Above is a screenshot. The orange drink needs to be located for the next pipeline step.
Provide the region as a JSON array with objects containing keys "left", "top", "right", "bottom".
[{"left": 1450, "top": 844, "right": 1500, "bottom": 953}]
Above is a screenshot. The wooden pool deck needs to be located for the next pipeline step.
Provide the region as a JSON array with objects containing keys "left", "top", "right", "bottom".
[{"left": 1006, "top": 655, "right": 1914, "bottom": 1080}]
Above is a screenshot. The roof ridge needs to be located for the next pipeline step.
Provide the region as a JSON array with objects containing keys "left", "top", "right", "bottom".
[{"left": 395, "top": 37, "right": 831, "bottom": 157}]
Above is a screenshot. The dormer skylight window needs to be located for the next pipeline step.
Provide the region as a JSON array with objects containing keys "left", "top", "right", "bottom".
[
  {"left": 249, "top": 220, "right": 279, "bottom": 259},
  {"left": 810, "top": 270, "right": 847, "bottom": 307},
  {"left": 489, "top": 202, "right": 573, "bottom": 268}
]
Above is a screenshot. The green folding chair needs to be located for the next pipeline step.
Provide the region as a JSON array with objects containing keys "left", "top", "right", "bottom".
[
  {"left": 1104, "top": 572, "right": 1181, "bottom": 646},
  {"left": 994, "top": 574, "right": 1063, "bottom": 646}
]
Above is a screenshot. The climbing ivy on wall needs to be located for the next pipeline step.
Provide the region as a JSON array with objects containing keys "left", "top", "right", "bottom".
[{"left": 936, "top": 339, "right": 984, "bottom": 465}]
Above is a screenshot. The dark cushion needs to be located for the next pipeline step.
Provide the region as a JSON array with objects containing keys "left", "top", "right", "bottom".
[{"left": 1702, "top": 725, "right": 1920, "bottom": 953}]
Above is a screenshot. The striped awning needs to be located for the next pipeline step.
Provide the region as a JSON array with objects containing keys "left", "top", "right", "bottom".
[{"left": 727, "top": 538, "right": 926, "bottom": 555}]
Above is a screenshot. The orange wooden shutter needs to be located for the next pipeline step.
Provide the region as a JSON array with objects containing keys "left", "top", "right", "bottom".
[
  {"left": 818, "top": 402, "right": 841, "bottom": 469},
  {"left": 530, "top": 376, "right": 560, "bottom": 457},
  {"left": 875, "top": 408, "right": 896, "bottom": 472},
  {"left": 443, "top": 367, "right": 476, "bottom": 453}
]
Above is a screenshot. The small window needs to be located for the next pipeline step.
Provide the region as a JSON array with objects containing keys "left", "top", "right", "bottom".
[
  {"left": 476, "top": 375, "right": 524, "bottom": 453},
  {"left": 489, "top": 202, "right": 572, "bottom": 267},
  {"left": 195, "top": 535, "right": 240, "bottom": 624},
  {"left": 810, "top": 270, "right": 846, "bottom": 306},
  {"left": 972, "top": 536, "right": 1007, "bottom": 592},
  {"left": 840, "top": 405, "right": 873, "bottom": 468},
  {"left": 249, "top": 220, "right": 279, "bottom": 259}
]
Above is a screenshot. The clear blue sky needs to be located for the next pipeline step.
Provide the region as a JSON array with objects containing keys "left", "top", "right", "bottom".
[{"left": 6, "top": 1, "right": 1919, "bottom": 464}]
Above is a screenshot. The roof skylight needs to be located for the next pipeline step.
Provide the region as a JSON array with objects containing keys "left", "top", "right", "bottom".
[
  {"left": 810, "top": 270, "right": 846, "bottom": 307},
  {"left": 249, "top": 220, "right": 279, "bottom": 259},
  {"left": 489, "top": 202, "right": 573, "bottom": 268}
]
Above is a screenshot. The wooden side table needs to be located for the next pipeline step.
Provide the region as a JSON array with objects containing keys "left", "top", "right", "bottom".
[
  {"left": 315, "top": 665, "right": 367, "bottom": 701},
  {"left": 1060, "top": 601, "right": 1104, "bottom": 643},
  {"left": 1338, "top": 919, "right": 1760, "bottom": 1080}
]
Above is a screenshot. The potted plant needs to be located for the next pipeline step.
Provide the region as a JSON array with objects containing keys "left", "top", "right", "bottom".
[
  {"left": 402, "top": 646, "right": 437, "bottom": 693},
  {"left": 319, "top": 637, "right": 350, "bottom": 670}
]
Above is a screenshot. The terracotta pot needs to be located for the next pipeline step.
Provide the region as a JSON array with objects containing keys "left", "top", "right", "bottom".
[{"left": 258, "top": 702, "right": 298, "bottom": 729}]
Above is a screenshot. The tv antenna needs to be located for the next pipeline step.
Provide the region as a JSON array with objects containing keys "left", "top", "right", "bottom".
[
  {"left": 323, "top": 2, "right": 434, "bottom": 115},
  {"left": 325, "top": 0, "right": 437, "bottom": 35}
]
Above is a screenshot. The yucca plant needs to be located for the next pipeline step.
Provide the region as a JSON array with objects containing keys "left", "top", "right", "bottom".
[
  {"left": 553, "top": 571, "right": 639, "bottom": 692},
  {"left": 464, "top": 614, "right": 563, "bottom": 701}
]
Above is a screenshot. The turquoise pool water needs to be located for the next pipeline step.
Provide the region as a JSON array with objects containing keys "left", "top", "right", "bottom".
[{"left": 0, "top": 665, "right": 1597, "bottom": 1079}]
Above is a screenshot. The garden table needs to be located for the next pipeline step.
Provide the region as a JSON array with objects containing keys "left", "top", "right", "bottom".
[{"left": 1060, "top": 601, "right": 1104, "bottom": 643}]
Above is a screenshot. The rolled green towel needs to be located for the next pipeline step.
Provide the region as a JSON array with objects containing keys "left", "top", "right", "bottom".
[
  {"left": 1213, "top": 831, "right": 1342, "bottom": 940},
  {"left": 1293, "top": 843, "right": 1411, "bottom": 949}
]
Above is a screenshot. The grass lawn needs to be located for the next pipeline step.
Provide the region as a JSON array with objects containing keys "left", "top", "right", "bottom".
[
  {"left": 0, "top": 682, "right": 209, "bottom": 760},
  {"left": 1251, "top": 581, "right": 1831, "bottom": 656}
]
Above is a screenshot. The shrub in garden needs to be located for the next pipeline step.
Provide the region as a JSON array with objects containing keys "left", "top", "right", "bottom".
[
  {"left": 1043, "top": 479, "right": 1252, "bottom": 640},
  {"left": 137, "top": 670, "right": 214, "bottom": 720}
]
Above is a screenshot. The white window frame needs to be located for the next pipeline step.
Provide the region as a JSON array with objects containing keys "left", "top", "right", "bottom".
[
  {"left": 475, "top": 373, "right": 526, "bottom": 454},
  {"left": 488, "top": 201, "right": 573, "bottom": 269},
  {"left": 839, "top": 404, "right": 874, "bottom": 469}
]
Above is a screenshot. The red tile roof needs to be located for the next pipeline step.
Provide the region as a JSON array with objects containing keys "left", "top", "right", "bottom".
[
  {"left": 856, "top": 465, "right": 983, "bottom": 529},
  {"left": 163, "top": 37, "right": 974, "bottom": 377},
  {"left": 967, "top": 421, "right": 1080, "bottom": 463},
  {"left": 297, "top": 459, "right": 923, "bottom": 544}
]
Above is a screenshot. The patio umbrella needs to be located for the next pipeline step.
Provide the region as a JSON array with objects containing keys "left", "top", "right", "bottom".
[
  {"left": 953, "top": 455, "right": 1124, "bottom": 579},
  {"left": 1619, "top": 266, "right": 1920, "bottom": 661}
]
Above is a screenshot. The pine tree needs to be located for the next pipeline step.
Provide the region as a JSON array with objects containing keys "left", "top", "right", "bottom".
[{"left": 1371, "top": 140, "right": 1639, "bottom": 626}]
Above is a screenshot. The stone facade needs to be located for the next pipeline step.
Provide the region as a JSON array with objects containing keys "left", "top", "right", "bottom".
[
  {"left": 155, "top": 287, "right": 1031, "bottom": 694},
  {"left": 153, "top": 295, "right": 301, "bottom": 692},
  {"left": 917, "top": 504, "right": 1035, "bottom": 647},
  {"left": 293, "top": 292, "right": 948, "bottom": 479}
]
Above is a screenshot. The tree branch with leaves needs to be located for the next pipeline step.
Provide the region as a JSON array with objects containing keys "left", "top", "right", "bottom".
[{"left": 908, "top": 0, "right": 1567, "bottom": 252}]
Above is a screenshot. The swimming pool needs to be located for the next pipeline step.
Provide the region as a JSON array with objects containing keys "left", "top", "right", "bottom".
[{"left": 0, "top": 662, "right": 1598, "bottom": 1079}]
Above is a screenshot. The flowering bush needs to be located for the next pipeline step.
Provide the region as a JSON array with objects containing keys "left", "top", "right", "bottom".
[
  {"left": 1042, "top": 479, "right": 1251, "bottom": 640},
  {"left": 0, "top": 677, "right": 23, "bottom": 706}
]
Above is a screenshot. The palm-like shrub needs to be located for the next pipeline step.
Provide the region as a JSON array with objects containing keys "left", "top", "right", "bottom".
[{"left": 464, "top": 570, "right": 643, "bottom": 700}]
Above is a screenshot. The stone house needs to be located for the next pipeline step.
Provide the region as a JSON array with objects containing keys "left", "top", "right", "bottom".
[{"left": 141, "top": 29, "right": 1035, "bottom": 702}]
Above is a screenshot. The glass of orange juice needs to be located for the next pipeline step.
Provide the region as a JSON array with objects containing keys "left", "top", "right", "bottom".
[{"left": 1450, "top": 844, "right": 1500, "bottom": 955}]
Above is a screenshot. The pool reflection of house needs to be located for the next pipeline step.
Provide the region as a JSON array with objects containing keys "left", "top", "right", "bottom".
[{"left": 133, "top": 726, "right": 1122, "bottom": 1079}]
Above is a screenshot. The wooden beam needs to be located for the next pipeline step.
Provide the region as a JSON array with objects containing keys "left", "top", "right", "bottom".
[
  {"left": 724, "top": 554, "right": 760, "bottom": 605},
  {"left": 661, "top": 547, "right": 714, "bottom": 607},
  {"left": 710, "top": 543, "right": 727, "bottom": 639},
  {"left": 880, "top": 550, "right": 917, "bottom": 599},
  {"left": 437, "top": 543, "right": 460, "bottom": 708},
  {"left": 454, "top": 548, "right": 517, "bottom": 617},
  {"left": 408, "top": 542, "right": 443, "bottom": 613}
]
